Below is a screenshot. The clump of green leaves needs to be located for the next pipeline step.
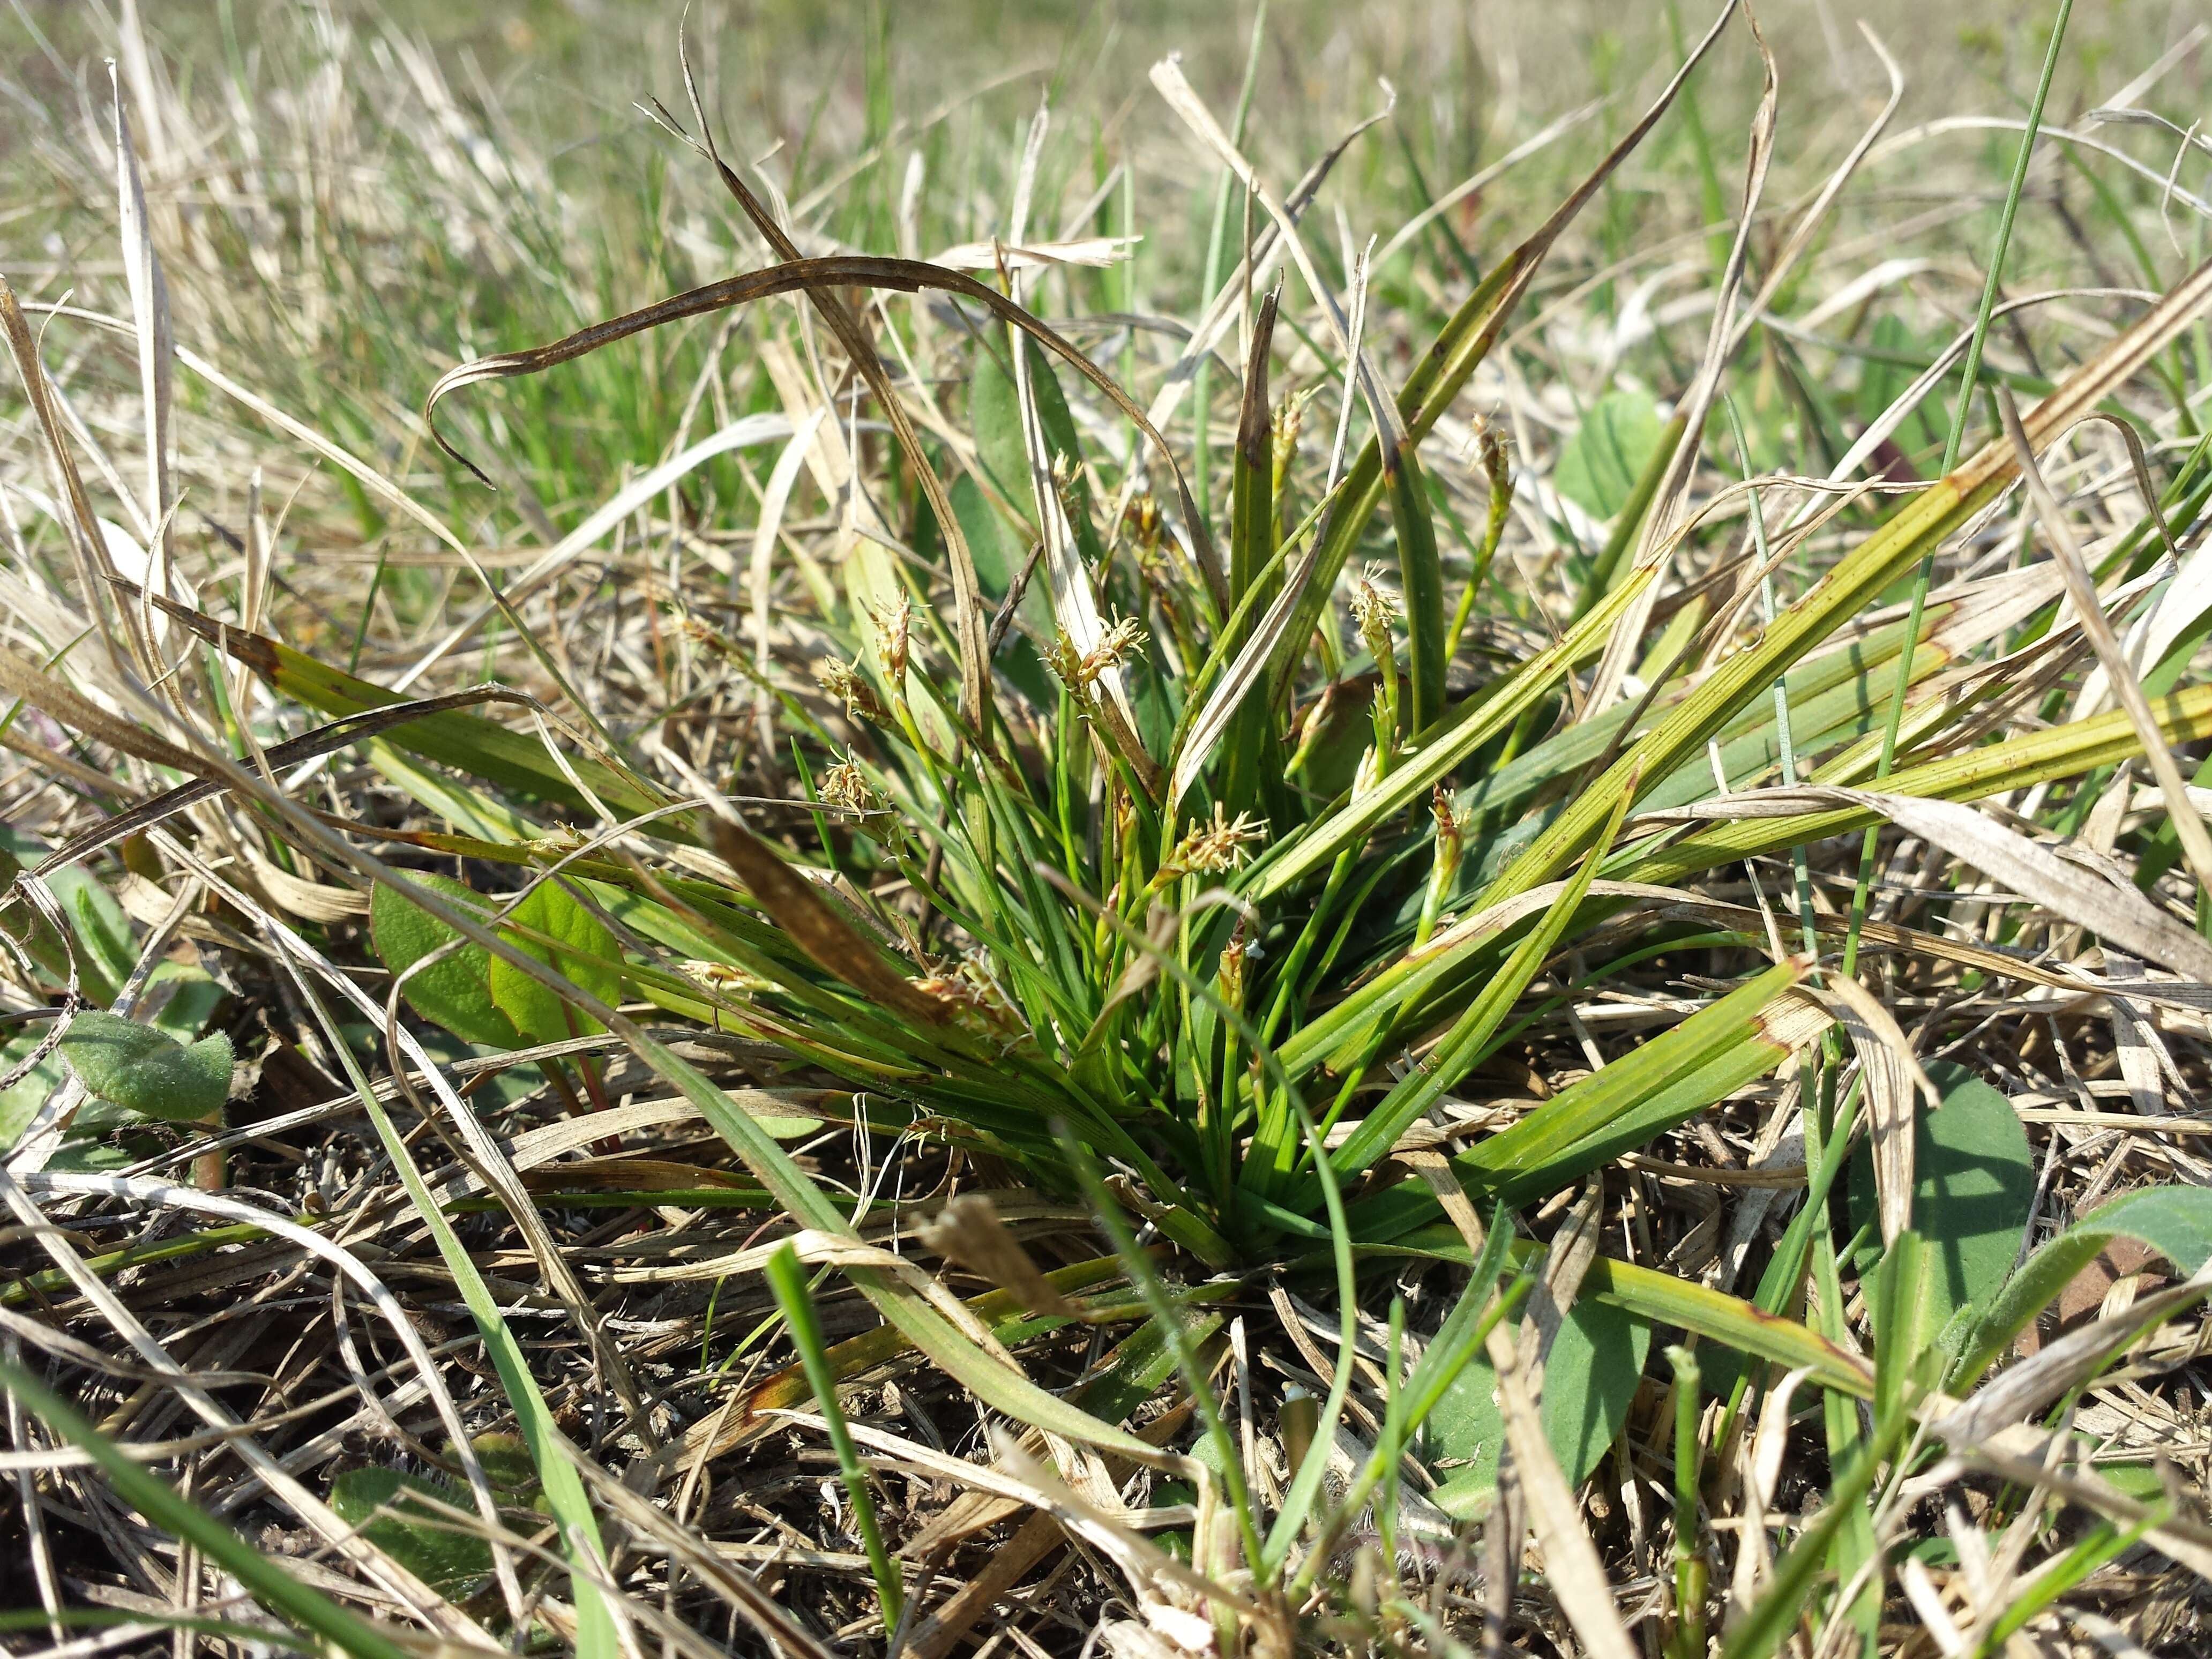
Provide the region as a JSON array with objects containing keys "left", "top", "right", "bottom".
[{"left": 14, "top": 4, "right": 2208, "bottom": 1651}]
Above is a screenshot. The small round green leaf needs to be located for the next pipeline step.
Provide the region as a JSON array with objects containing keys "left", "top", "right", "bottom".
[
  {"left": 59, "top": 1011, "right": 233, "bottom": 1123},
  {"left": 467, "top": 1432, "right": 540, "bottom": 1496}
]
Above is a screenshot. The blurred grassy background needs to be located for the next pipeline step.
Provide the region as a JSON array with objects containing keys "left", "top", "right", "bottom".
[{"left": 4, "top": 0, "right": 2203, "bottom": 611}]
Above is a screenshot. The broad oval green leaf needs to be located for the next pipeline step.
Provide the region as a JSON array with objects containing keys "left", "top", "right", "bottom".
[
  {"left": 1952, "top": 1184, "right": 2212, "bottom": 1386},
  {"left": 1425, "top": 1297, "right": 1650, "bottom": 1518},
  {"left": 328, "top": 1468, "right": 491, "bottom": 1600},
  {"left": 951, "top": 472, "right": 1056, "bottom": 710},
  {"left": 2, "top": 833, "right": 137, "bottom": 1007},
  {"left": 0, "top": 1030, "right": 68, "bottom": 1152},
  {"left": 970, "top": 341, "right": 1033, "bottom": 515},
  {"left": 144, "top": 961, "right": 225, "bottom": 1041},
  {"left": 369, "top": 873, "right": 518, "bottom": 1049},
  {"left": 1851, "top": 1059, "right": 2034, "bottom": 1340},
  {"left": 59, "top": 1011, "right": 231, "bottom": 1123}
]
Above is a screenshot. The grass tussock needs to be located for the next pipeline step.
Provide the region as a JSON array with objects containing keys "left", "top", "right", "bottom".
[{"left": 5, "top": 1, "right": 2212, "bottom": 1655}]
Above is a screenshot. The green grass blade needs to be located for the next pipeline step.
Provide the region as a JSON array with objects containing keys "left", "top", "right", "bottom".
[
  {"left": 1333, "top": 1231, "right": 1871, "bottom": 1397},
  {"left": 1477, "top": 252, "right": 2212, "bottom": 917},
  {"left": 1323, "top": 781, "right": 1637, "bottom": 1183},
  {"left": 1221, "top": 289, "right": 1287, "bottom": 820},
  {"left": 1060, "top": 1127, "right": 1268, "bottom": 1580},
  {"left": 290, "top": 976, "right": 621, "bottom": 1659},
  {"left": 1619, "top": 685, "right": 2212, "bottom": 887},
  {"left": 1250, "top": 565, "right": 1653, "bottom": 900},
  {"left": 1667, "top": 1343, "right": 1708, "bottom": 1659},
  {"left": 1460, "top": 960, "right": 1805, "bottom": 1176},
  {"left": 766, "top": 1242, "right": 903, "bottom": 1635},
  {"left": 1259, "top": 1103, "right": 1366, "bottom": 1568},
  {"left": 617, "top": 1022, "right": 1172, "bottom": 1459},
  {"left": 1571, "top": 413, "right": 1688, "bottom": 622},
  {"left": 1718, "top": 1406, "right": 1909, "bottom": 1659},
  {"left": 1261, "top": 1, "right": 1740, "bottom": 711},
  {"left": 1843, "top": 0, "right": 2077, "bottom": 980},
  {"left": 138, "top": 589, "right": 677, "bottom": 826}
]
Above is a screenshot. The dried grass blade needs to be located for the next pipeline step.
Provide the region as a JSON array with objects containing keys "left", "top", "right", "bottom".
[
  {"left": 416, "top": 247, "right": 1220, "bottom": 679},
  {"left": 663, "top": 49, "right": 992, "bottom": 741},
  {"left": 1931, "top": 1267, "right": 2212, "bottom": 1445},
  {"left": 1817, "top": 977, "right": 1938, "bottom": 1247},
  {"left": 0, "top": 642, "right": 199, "bottom": 781},
  {"left": 766, "top": 1243, "right": 904, "bottom": 1636},
  {"left": 397, "top": 413, "right": 795, "bottom": 690},
  {"left": 110, "top": 70, "right": 174, "bottom": 609},
  {"left": 1849, "top": 788, "right": 2212, "bottom": 981},
  {"left": 0, "top": 1162, "right": 502, "bottom": 1645},
  {"left": 1478, "top": 1244, "right": 1640, "bottom": 1659},
  {"left": 0, "top": 1357, "right": 442, "bottom": 1659},
  {"left": 29, "top": 689, "right": 543, "bottom": 878},
  {"left": 923, "top": 1193, "right": 1078, "bottom": 1319},
  {"left": 1108, "top": 94, "right": 1388, "bottom": 536},
  {"left": 1728, "top": 23, "right": 1904, "bottom": 355},
  {"left": 23, "top": 1172, "right": 529, "bottom": 1621},
  {"left": 0, "top": 280, "right": 147, "bottom": 679},
  {"left": 1148, "top": 55, "right": 1403, "bottom": 449},
  {"left": 1999, "top": 388, "right": 2212, "bottom": 890},
  {"left": 159, "top": 846, "right": 630, "bottom": 1656},
  {"left": 561, "top": 1456, "right": 840, "bottom": 1659}
]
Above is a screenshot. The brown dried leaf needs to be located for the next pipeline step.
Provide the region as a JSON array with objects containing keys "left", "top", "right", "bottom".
[
  {"left": 922, "top": 1193, "right": 1078, "bottom": 1320},
  {"left": 704, "top": 813, "right": 950, "bottom": 1028}
]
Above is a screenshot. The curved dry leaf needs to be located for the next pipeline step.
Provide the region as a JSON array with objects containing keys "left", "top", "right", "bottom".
[
  {"left": 1858, "top": 790, "right": 2212, "bottom": 982},
  {"left": 399, "top": 413, "right": 795, "bottom": 688},
  {"left": 1818, "top": 975, "right": 1939, "bottom": 1246},
  {"left": 1635, "top": 788, "right": 2212, "bottom": 980},
  {"left": 1587, "top": 9, "right": 1779, "bottom": 710},
  {"left": 921, "top": 1193, "right": 1078, "bottom": 1320},
  {"left": 2000, "top": 388, "right": 2212, "bottom": 893}
]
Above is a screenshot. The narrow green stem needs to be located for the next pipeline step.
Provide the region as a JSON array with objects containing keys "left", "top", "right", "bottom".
[
  {"left": 1725, "top": 397, "right": 1819, "bottom": 959},
  {"left": 1667, "top": 1344, "right": 1707, "bottom": 1659}
]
